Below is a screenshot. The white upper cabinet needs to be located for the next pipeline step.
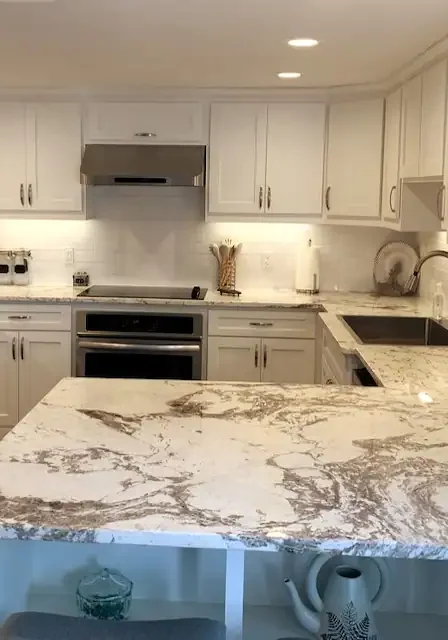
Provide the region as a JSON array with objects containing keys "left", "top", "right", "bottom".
[
  {"left": 325, "top": 98, "right": 384, "bottom": 219},
  {"left": 0, "top": 102, "right": 83, "bottom": 214},
  {"left": 0, "top": 104, "right": 27, "bottom": 211},
  {"left": 208, "top": 103, "right": 268, "bottom": 215},
  {"left": 87, "top": 102, "right": 204, "bottom": 144},
  {"left": 265, "top": 103, "right": 325, "bottom": 216},
  {"left": 420, "top": 60, "right": 447, "bottom": 178},
  {"left": 400, "top": 62, "right": 447, "bottom": 180},
  {"left": 400, "top": 75, "right": 422, "bottom": 179},
  {"left": 382, "top": 89, "right": 402, "bottom": 222},
  {"left": 27, "top": 103, "right": 82, "bottom": 212},
  {"left": 208, "top": 102, "right": 326, "bottom": 218}
]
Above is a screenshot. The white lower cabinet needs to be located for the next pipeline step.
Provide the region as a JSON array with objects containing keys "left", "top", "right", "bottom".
[
  {"left": 0, "top": 330, "right": 71, "bottom": 429},
  {"left": 19, "top": 332, "right": 71, "bottom": 421},
  {"left": 207, "top": 337, "right": 260, "bottom": 382},
  {"left": 207, "top": 336, "right": 315, "bottom": 383},
  {"left": 0, "top": 332, "right": 19, "bottom": 427},
  {"left": 261, "top": 338, "right": 315, "bottom": 384}
]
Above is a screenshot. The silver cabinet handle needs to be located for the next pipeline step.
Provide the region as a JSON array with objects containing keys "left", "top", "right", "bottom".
[
  {"left": 28, "top": 184, "right": 33, "bottom": 207},
  {"left": 134, "top": 132, "right": 156, "bottom": 138},
  {"left": 77, "top": 341, "right": 200, "bottom": 354},
  {"left": 267, "top": 186, "right": 272, "bottom": 210},
  {"left": 12, "top": 337, "right": 16, "bottom": 361},
  {"left": 259, "top": 186, "right": 264, "bottom": 209},
  {"left": 20, "top": 184, "right": 25, "bottom": 207},
  {"left": 20, "top": 337, "right": 24, "bottom": 360},
  {"left": 8, "top": 315, "right": 31, "bottom": 320},
  {"left": 325, "top": 186, "right": 331, "bottom": 211},
  {"left": 255, "top": 344, "right": 259, "bottom": 368},
  {"left": 263, "top": 344, "right": 268, "bottom": 369},
  {"left": 389, "top": 185, "right": 397, "bottom": 213},
  {"left": 249, "top": 322, "right": 274, "bottom": 327},
  {"left": 437, "top": 185, "right": 445, "bottom": 221}
]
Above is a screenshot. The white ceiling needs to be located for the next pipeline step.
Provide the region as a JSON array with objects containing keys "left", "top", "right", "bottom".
[{"left": 0, "top": 0, "right": 447, "bottom": 90}]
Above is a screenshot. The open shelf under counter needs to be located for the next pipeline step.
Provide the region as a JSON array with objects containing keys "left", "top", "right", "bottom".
[{"left": 21, "top": 594, "right": 448, "bottom": 640}]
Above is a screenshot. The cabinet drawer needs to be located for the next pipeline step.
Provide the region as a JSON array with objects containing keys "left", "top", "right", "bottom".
[
  {"left": 209, "top": 309, "right": 316, "bottom": 339},
  {"left": 0, "top": 304, "right": 71, "bottom": 331},
  {"left": 87, "top": 102, "right": 204, "bottom": 144}
]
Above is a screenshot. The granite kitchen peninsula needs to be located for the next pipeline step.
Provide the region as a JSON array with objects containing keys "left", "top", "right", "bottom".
[{"left": 1, "top": 376, "right": 448, "bottom": 639}]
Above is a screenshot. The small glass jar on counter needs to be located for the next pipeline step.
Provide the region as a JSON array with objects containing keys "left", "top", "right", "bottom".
[{"left": 76, "top": 568, "right": 133, "bottom": 620}]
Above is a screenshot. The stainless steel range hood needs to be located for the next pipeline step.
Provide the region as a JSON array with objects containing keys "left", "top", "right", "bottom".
[{"left": 81, "top": 144, "right": 206, "bottom": 186}]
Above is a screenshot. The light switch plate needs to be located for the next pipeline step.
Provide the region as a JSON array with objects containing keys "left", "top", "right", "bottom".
[{"left": 64, "top": 248, "right": 74, "bottom": 265}]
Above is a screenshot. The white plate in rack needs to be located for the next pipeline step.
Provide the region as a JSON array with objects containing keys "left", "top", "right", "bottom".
[{"left": 374, "top": 242, "right": 419, "bottom": 289}]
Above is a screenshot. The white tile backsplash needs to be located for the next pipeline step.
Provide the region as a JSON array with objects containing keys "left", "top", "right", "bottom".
[{"left": 0, "top": 187, "right": 417, "bottom": 291}]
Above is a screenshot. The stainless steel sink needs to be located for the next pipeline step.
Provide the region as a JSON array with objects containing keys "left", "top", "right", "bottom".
[{"left": 340, "top": 315, "right": 448, "bottom": 346}]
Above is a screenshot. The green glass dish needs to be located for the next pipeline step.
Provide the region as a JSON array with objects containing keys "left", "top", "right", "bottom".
[{"left": 76, "top": 568, "right": 133, "bottom": 621}]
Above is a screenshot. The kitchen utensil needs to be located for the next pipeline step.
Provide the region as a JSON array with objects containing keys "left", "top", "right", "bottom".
[
  {"left": 219, "top": 243, "right": 229, "bottom": 262},
  {"left": 285, "top": 555, "right": 388, "bottom": 639},
  {"left": 373, "top": 241, "right": 419, "bottom": 296},
  {"left": 210, "top": 244, "right": 221, "bottom": 263},
  {"left": 234, "top": 243, "right": 243, "bottom": 257},
  {"left": 76, "top": 568, "right": 133, "bottom": 620}
]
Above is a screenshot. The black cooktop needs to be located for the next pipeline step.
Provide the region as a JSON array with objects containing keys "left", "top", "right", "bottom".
[{"left": 78, "top": 285, "right": 207, "bottom": 301}]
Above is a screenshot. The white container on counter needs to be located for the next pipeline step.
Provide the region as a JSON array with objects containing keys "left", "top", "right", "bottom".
[
  {"left": 0, "top": 251, "right": 13, "bottom": 286},
  {"left": 12, "top": 250, "right": 31, "bottom": 286},
  {"left": 295, "top": 239, "right": 320, "bottom": 294}
]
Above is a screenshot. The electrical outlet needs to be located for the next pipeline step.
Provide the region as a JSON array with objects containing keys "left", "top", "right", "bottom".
[
  {"left": 64, "top": 248, "right": 74, "bottom": 265},
  {"left": 263, "top": 254, "right": 271, "bottom": 269}
]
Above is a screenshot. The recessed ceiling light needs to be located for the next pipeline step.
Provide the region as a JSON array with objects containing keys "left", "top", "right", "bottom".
[
  {"left": 288, "top": 38, "right": 319, "bottom": 48},
  {"left": 277, "top": 72, "right": 301, "bottom": 79}
]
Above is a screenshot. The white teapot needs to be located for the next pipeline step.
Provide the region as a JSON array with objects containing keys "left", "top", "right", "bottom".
[{"left": 284, "top": 554, "right": 389, "bottom": 638}]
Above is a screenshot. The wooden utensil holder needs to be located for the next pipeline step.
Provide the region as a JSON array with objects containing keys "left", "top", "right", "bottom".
[{"left": 218, "top": 257, "right": 236, "bottom": 290}]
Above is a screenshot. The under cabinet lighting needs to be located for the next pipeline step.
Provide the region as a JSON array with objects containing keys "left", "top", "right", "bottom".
[
  {"left": 277, "top": 72, "right": 301, "bottom": 79},
  {"left": 288, "top": 38, "right": 319, "bottom": 48}
]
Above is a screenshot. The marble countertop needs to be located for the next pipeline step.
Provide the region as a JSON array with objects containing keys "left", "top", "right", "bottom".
[
  {"left": 0, "top": 284, "right": 434, "bottom": 312},
  {"left": 2, "top": 377, "right": 448, "bottom": 559}
]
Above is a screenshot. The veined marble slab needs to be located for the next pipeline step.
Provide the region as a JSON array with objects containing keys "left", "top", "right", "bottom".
[
  {"left": 0, "top": 285, "right": 434, "bottom": 313},
  {"left": 1, "top": 377, "right": 448, "bottom": 559}
]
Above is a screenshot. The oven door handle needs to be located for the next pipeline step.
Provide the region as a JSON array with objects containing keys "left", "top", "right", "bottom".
[{"left": 77, "top": 341, "right": 201, "bottom": 354}]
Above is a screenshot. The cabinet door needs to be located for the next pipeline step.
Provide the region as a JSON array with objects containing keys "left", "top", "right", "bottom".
[
  {"left": 265, "top": 103, "right": 325, "bottom": 216},
  {"left": 326, "top": 99, "right": 383, "bottom": 219},
  {"left": 207, "top": 337, "right": 261, "bottom": 382},
  {"left": 321, "top": 353, "right": 339, "bottom": 387},
  {"left": 400, "top": 75, "right": 422, "bottom": 179},
  {"left": 0, "top": 331, "right": 19, "bottom": 427},
  {"left": 18, "top": 331, "right": 71, "bottom": 421},
  {"left": 0, "top": 104, "right": 27, "bottom": 211},
  {"left": 87, "top": 102, "right": 204, "bottom": 143},
  {"left": 261, "top": 338, "right": 315, "bottom": 384},
  {"left": 382, "top": 89, "right": 402, "bottom": 221},
  {"left": 208, "top": 103, "right": 268, "bottom": 215},
  {"left": 420, "top": 60, "right": 447, "bottom": 178},
  {"left": 27, "top": 103, "right": 82, "bottom": 212}
]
